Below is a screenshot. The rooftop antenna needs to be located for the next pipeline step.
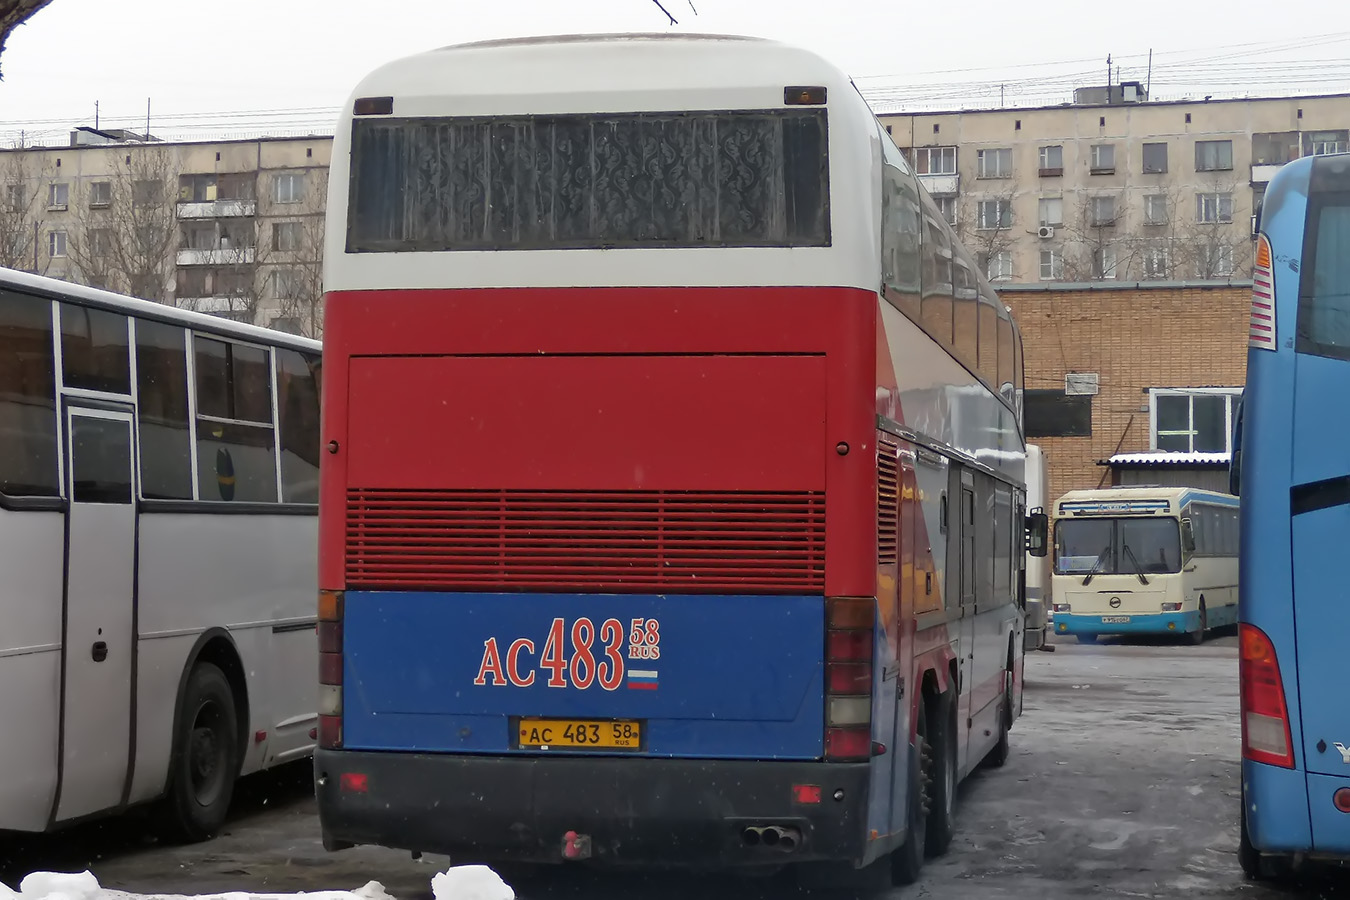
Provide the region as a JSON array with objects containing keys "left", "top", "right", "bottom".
[
  {"left": 1106, "top": 54, "right": 1112, "bottom": 89},
  {"left": 1146, "top": 48, "right": 1153, "bottom": 98},
  {"left": 146, "top": 98, "right": 151, "bottom": 140},
  {"left": 94, "top": 100, "right": 99, "bottom": 130}
]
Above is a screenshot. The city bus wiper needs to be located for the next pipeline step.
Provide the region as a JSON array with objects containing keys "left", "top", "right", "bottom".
[
  {"left": 1082, "top": 541, "right": 1113, "bottom": 586},
  {"left": 1122, "top": 543, "right": 1151, "bottom": 586}
]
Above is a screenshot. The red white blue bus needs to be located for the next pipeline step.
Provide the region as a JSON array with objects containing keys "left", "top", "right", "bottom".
[
  {"left": 313, "top": 33, "right": 1045, "bottom": 884},
  {"left": 1233, "top": 151, "right": 1350, "bottom": 879}
]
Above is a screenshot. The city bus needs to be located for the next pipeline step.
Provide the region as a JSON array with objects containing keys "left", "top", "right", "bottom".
[
  {"left": 1024, "top": 444, "right": 1051, "bottom": 651},
  {"left": 313, "top": 33, "right": 1046, "bottom": 885},
  {"left": 0, "top": 266, "right": 321, "bottom": 840},
  {"left": 1049, "top": 486, "right": 1238, "bottom": 644},
  {"left": 1233, "top": 150, "right": 1350, "bottom": 879}
]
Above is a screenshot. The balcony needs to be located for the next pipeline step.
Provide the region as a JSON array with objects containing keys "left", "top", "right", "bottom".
[
  {"left": 177, "top": 248, "right": 255, "bottom": 266},
  {"left": 177, "top": 200, "right": 256, "bottom": 219},
  {"left": 917, "top": 173, "right": 959, "bottom": 196},
  {"left": 1251, "top": 163, "right": 1286, "bottom": 184}
]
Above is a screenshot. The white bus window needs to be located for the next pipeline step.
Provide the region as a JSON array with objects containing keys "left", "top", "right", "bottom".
[
  {"left": 194, "top": 336, "right": 277, "bottom": 503},
  {"left": 277, "top": 348, "right": 320, "bottom": 504},
  {"left": 0, "top": 290, "right": 58, "bottom": 496},
  {"left": 135, "top": 321, "right": 192, "bottom": 500},
  {"left": 61, "top": 305, "right": 130, "bottom": 395}
]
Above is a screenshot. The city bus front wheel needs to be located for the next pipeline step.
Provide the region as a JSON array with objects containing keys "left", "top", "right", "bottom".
[{"left": 1188, "top": 601, "right": 1208, "bottom": 645}]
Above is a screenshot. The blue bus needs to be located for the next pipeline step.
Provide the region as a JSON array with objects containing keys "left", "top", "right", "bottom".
[{"left": 1232, "top": 150, "right": 1350, "bottom": 879}]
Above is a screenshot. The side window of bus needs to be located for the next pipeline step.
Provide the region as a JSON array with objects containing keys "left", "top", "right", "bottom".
[
  {"left": 135, "top": 320, "right": 193, "bottom": 500},
  {"left": 880, "top": 130, "right": 923, "bottom": 323},
  {"left": 976, "top": 291, "right": 1000, "bottom": 389},
  {"left": 919, "top": 209, "right": 954, "bottom": 347},
  {"left": 277, "top": 348, "right": 321, "bottom": 504},
  {"left": 997, "top": 310, "right": 1015, "bottom": 404},
  {"left": 1297, "top": 196, "right": 1350, "bottom": 359},
  {"left": 61, "top": 304, "right": 130, "bottom": 395},
  {"left": 0, "top": 290, "right": 58, "bottom": 497},
  {"left": 193, "top": 336, "right": 277, "bottom": 503},
  {"left": 951, "top": 256, "right": 979, "bottom": 374},
  {"left": 993, "top": 485, "right": 1013, "bottom": 603}
]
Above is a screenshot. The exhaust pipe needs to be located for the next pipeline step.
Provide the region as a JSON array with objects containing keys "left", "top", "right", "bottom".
[
  {"left": 741, "top": 825, "right": 802, "bottom": 853},
  {"left": 742, "top": 827, "right": 762, "bottom": 847}
]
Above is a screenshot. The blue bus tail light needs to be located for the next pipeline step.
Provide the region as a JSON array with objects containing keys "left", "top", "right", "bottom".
[
  {"left": 825, "top": 597, "right": 874, "bottom": 761},
  {"left": 1240, "top": 623, "right": 1295, "bottom": 768},
  {"left": 1334, "top": 789, "right": 1350, "bottom": 813}
]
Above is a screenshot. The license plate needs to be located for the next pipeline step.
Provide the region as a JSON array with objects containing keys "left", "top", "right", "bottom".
[
  {"left": 516, "top": 718, "right": 643, "bottom": 750},
  {"left": 1101, "top": 615, "right": 1131, "bottom": 623}
]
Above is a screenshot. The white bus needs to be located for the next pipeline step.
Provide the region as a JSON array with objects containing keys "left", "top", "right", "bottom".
[
  {"left": 1023, "top": 444, "right": 1051, "bottom": 650},
  {"left": 1050, "top": 486, "right": 1238, "bottom": 644},
  {"left": 0, "top": 267, "right": 320, "bottom": 840}
]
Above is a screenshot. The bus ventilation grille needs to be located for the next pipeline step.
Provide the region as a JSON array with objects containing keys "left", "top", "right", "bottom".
[
  {"left": 344, "top": 489, "right": 826, "bottom": 593},
  {"left": 877, "top": 439, "right": 899, "bottom": 563}
]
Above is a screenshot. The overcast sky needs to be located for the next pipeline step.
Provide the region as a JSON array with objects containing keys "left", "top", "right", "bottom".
[{"left": 0, "top": 0, "right": 1346, "bottom": 143}]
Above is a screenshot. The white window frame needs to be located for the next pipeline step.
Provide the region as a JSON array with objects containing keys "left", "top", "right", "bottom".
[
  {"left": 1195, "top": 139, "right": 1234, "bottom": 172},
  {"left": 1091, "top": 195, "right": 1117, "bottom": 226},
  {"left": 1144, "top": 194, "right": 1168, "bottom": 225},
  {"left": 986, "top": 250, "right": 1013, "bottom": 282},
  {"left": 6, "top": 183, "right": 26, "bottom": 212},
  {"left": 1196, "top": 192, "right": 1234, "bottom": 224},
  {"left": 1093, "top": 246, "right": 1118, "bottom": 280},
  {"left": 977, "top": 148, "right": 1012, "bottom": 179},
  {"left": 47, "top": 182, "right": 68, "bottom": 211},
  {"left": 1039, "top": 249, "right": 1063, "bottom": 281},
  {"left": 914, "top": 146, "right": 957, "bottom": 176},
  {"left": 1199, "top": 244, "right": 1236, "bottom": 278},
  {"left": 1143, "top": 247, "right": 1170, "bottom": 279},
  {"left": 89, "top": 181, "right": 112, "bottom": 209},
  {"left": 48, "top": 229, "right": 67, "bottom": 258},
  {"left": 1037, "top": 196, "right": 1063, "bottom": 226},
  {"left": 272, "top": 173, "right": 304, "bottom": 204},
  {"left": 933, "top": 195, "right": 957, "bottom": 226},
  {"left": 976, "top": 199, "right": 1012, "bottom": 231},
  {"left": 1038, "top": 145, "right": 1063, "bottom": 171},
  {"left": 1090, "top": 144, "right": 1115, "bottom": 172},
  {"left": 1148, "top": 387, "right": 1243, "bottom": 454}
]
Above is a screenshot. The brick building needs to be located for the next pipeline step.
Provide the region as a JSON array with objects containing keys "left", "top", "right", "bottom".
[{"left": 1001, "top": 280, "right": 1250, "bottom": 503}]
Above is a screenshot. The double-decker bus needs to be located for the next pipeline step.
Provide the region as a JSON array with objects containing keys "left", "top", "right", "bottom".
[
  {"left": 0, "top": 267, "right": 322, "bottom": 840},
  {"left": 313, "top": 33, "right": 1045, "bottom": 884},
  {"left": 1049, "top": 486, "right": 1238, "bottom": 644},
  {"left": 1233, "top": 151, "right": 1350, "bottom": 879}
]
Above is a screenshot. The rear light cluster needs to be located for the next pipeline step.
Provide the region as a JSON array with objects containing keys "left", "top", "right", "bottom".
[
  {"left": 1161, "top": 602, "right": 1182, "bottom": 612},
  {"left": 1249, "top": 234, "right": 1276, "bottom": 350},
  {"left": 318, "top": 590, "right": 344, "bottom": 749},
  {"left": 1053, "top": 603, "right": 1071, "bottom": 613},
  {"left": 825, "top": 597, "right": 873, "bottom": 761},
  {"left": 1240, "top": 623, "right": 1294, "bottom": 768}
]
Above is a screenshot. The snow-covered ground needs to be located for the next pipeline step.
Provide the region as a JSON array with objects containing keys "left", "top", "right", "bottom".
[{"left": 0, "top": 866, "right": 514, "bottom": 900}]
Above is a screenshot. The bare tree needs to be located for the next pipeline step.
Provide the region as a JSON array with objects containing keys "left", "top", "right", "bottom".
[
  {"left": 0, "top": 147, "right": 46, "bottom": 271},
  {"left": 261, "top": 168, "right": 327, "bottom": 337},
  {"left": 67, "top": 146, "right": 178, "bottom": 301},
  {"left": 1058, "top": 191, "right": 1142, "bottom": 282},
  {"left": 1178, "top": 174, "right": 1253, "bottom": 280},
  {"left": 958, "top": 187, "right": 1018, "bottom": 281}
]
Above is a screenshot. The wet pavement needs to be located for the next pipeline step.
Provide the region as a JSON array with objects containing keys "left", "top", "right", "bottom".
[{"left": 4, "top": 628, "right": 1344, "bottom": 898}]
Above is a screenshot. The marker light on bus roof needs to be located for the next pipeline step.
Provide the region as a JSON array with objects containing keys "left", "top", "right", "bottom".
[
  {"left": 1249, "top": 233, "right": 1275, "bottom": 350},
  {"left": 354, "top": 96, "right": 394, "bottom": 116},
  {"left": 784, "top": 86, "right": 827, "bottom": 105}
]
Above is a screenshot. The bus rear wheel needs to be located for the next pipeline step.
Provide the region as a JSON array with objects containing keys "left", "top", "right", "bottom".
[
  {"left": 985, "top": 666, "right": 1013, "bottom": 769},
  {"left": 1189, "top": 602, "right": 1208, "bottom": 645},
  {"left": 924, "top": 690, "right": 957, "bottom": 859},
  {"left": 890, "top": 702, "right": 928, "bottom": 885},
  {"left": 160, "top": 662, "right": 240, "bottom": 843},
  {"left": 1076, "top": 634, "right": 1099, "bottom": 644}
]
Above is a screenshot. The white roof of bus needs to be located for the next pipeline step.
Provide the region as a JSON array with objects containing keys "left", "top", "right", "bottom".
[
  {"left": 348, "top": 33, "right": 859, "bottom": 117},
  {"left": 0, "top": 266, "right": 321, "bottom": 352},
  {"left": 1054, "top": 485, "right": 1236, "bottom": 514}
]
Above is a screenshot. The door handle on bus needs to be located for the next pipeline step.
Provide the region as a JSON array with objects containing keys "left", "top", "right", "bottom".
[{"left": 91, "top": 641, "right": 108, "bottom": 663}]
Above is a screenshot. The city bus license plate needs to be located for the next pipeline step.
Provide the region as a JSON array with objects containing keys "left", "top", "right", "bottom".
[
  {"left": 1101, "top": 615, "right": 1131, "bottom": 623},
  {"left": 516, "top": 718, "right": 643, "bottom": 750}
]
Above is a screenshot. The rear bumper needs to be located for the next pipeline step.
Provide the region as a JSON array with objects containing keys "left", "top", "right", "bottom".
[
  {"left": 315, "top": 748, "right": 871, "bottom": 867},
  {"left": 1053, "top": 610, "right": 1199, "bottom": 635}
]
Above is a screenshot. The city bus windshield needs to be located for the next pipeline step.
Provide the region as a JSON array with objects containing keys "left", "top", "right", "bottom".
[{"left": 1055, "top": 517, "right": 1182, "bottom": 576}]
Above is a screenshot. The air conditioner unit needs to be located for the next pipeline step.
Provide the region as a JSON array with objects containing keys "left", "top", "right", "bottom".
[
  {"left": 1037, "top": 225, "right": 1055, "bottom": 239},
  {"left": 1065, "top": 373, "right": 1099, "bottom": 396}
]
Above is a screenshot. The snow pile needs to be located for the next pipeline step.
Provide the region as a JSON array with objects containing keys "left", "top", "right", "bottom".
[{"left": 1, "top": 866, "right": 513, "bottom": 900}]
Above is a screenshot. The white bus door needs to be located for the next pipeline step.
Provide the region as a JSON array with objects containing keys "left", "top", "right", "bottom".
[{"left": 56, "top": 406, "right": 136, "bottom": 822}]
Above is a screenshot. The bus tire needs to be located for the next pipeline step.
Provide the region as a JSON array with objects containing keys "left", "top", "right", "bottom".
[
  {"left": 924, "top": 690, "right": 957, "bottom": 859},
  {"left": 986, "top": 666, "right": 1013, "bottom": 769},
  {"left": 1189, "top": 601, "right": 1207, "bottom": 645},
  {"left": 160, "top": 662, "right": 240, "bottom": 843},
  {"left": 890, "top": 703, "right": 928, "bottom": 885},
  {"left": 1076, "top": 634, "right": 1098, "bottom": 644}
]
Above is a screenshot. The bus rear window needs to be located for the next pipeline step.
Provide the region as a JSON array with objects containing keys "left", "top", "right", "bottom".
[
  {"left": 346, "top": 110, "right": 830, "bottom": 252},
  {"left": 1297, "top": 160, "right": 1350, "bottom": 360}
]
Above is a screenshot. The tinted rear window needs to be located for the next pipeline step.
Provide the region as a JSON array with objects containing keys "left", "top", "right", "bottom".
[
  {"left": 347, "top": 110, "right": 830, "bottom": 252},
  {"left": 1297, "top": 156, "right": 1350, "bottom": 360}
]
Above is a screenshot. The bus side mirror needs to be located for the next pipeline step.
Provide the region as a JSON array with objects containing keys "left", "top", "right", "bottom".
[
  {"left": 1025, "top": 509, "right": 1048, "bottom": 558},
  {"left": 1181, "top": 518, "right": 1196, "bottom": 554}
]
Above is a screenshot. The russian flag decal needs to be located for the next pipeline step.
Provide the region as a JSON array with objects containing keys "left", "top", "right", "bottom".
[{"left": 627, "top": 669, "right": 659, "bottom": 690}]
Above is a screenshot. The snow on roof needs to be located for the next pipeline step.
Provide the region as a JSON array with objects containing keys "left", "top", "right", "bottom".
[{"left": 1101, "top": 451, "right": 1231, "bottom": 466}]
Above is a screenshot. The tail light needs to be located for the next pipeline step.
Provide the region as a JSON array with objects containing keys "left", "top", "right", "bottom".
[
  {"left": 318, "top": 590, "right": 344, "bottom": 749},
  {"left": 1249, "top": 234, "right": 1276, "bottom": 350},
  {"left": 825, "top": 597, "right": 873, "bottom": 761},
  {"left": 1240, "top": 623, "right": 1294, "bottom": 768}
]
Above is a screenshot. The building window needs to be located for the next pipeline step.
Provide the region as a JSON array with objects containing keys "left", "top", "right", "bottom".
[
  {"left": 1198, "top": 245, "right": 1235, "bottom": 278},
  {"left": 1092, "top": 246, "right": 1118, "bottom": 280},
  {"left": 48, "top": 230, "right": 67, "bottom": 258},
  {"left": 1305, "top": 130, "right": 1349, "bottom": 157},
  {"left": 273, "top": 173, "right": 305, "bottom": 204},
  {"left": 914, "top": 146, "right": 957, "bottom": 175},
  {"left": 1142, "top": 142, "right": 1168, "bottom": 174},
  {"left": 1039, "top": 249, "right": 1063, "bottom": 280},
  {"left": 89, "top": 181, "right": 111, "bottom": 209},
  {"left": 1143, "top": 247, "right": 1171, "bottom": 279},
  {"left": 5, "top": 183, "right": 24, "bottom": 212},
  {"left": 132, "top": 179, "right": 164, "bottom": 207},
  {"left": 1038, "top": 145, "right": 1063, "bottom": 176},
  {"left": 1025, "top": 389, "right": 1091, "bottom": 437},
  {"left": 1150, "top": 388, "right": 1241, "bottom": 453},
  {"left": 1090, "top": 144, "right": 1115, "bottom": 174},
  {"left": 271, "top": 268, "right": 301, "bottom": 299},
  {"left": 977, "top": 148, "right": 1012, "bottom": 179},
  {"left": 976, "top": 199, "right": 1012, "bottom": 230},
  {"left": 1252, "top": 132, "right": 1299, "bottom": 166},
  {"left": 1144, "top": 194, "right": 1169, "bottom": 225},
  {"left": 272, "top": 221, "right": 302, "bottom": 252},
  {"left": 1195, "top": 140, "right": 1234, "bottom": 172},
  {"left": 47, "top": 182, "right": 68, "bottom": 210},
  {"left": 89, "top": 227, "right": 112, "bottom": 257},
  {"left": 1037, "top": 197, "right": 1063, "bottom": 226},
  {"left": 984, "top": 250, "right": 1013, "bottom": 282},
  {"left": 934, "top": 195, "right": 957, "bottom": 225},
  {"left": 1196, "top": 192, "right": 1234, "bottom": 224},
  {"left": 1090, "top": 195, "right": 1117, "bottom": 227}
]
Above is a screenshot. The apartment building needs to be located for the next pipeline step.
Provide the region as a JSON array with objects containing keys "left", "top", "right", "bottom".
[
  {"left": 879, "top": 88, "right": 1350, "bottom": 285},
  {"left": 0, "top": 127, "right": 333, "bottom": 335}
]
